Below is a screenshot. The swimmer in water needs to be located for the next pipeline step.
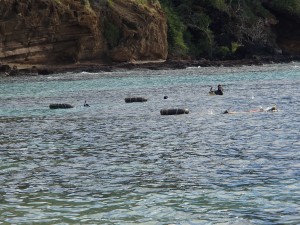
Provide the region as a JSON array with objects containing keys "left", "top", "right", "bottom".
[
  {"left": 84, "top": 100, "right": 90, "bottom": 107},
  {"left": 210, "top": 84, "right": 223, "bottom": 95},
  {"left": 265, "top": 104, "right": 278, "bottom": 112},
  {"left": 223, "top": 104, "right": 278, "bottom": 114}
]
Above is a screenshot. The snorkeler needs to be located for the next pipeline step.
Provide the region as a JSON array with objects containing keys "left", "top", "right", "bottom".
[
  {"left": 223, "top": 104, "right": 278, "bottom": 114},
  {"left": 209, "top": 84, "right": 223, "bottom": 95},
  {"left": 84, "top": 100, "right": 90, "bottom": 107}
]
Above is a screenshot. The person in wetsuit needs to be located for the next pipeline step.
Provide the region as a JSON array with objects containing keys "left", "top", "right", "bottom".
[
  {"left": 84, "top": 100, "right": 90, "bottom": 107},
  {"left": 210, "top": 84, "right": 223, "bottom": 95}
]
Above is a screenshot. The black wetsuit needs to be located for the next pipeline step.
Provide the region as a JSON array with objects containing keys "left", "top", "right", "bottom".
[{"left": 214, "top": 90, "right": 223, "bottom": 95}]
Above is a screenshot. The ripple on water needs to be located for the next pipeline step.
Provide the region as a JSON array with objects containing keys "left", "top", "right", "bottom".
[{"left": 1, "top": 63, "right": 300, "bottom": 224}]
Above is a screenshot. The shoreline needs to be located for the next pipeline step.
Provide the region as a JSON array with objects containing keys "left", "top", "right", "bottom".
[{"left": 1, "top": 55, "right": 299, "bottom": 76}]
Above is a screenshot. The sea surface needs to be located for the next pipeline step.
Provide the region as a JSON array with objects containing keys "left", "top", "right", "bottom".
[{"left": 0, "top": 62, "right": 300, "bottom": 224}]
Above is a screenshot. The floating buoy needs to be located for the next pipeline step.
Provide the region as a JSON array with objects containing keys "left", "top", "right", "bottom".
[
  {"left": 160, "top": 108, "right": 189, "bottom": 115},
  {"left": 49, "top": 103, "right": 74, "bottom": 109},
  {"left": 125, "top": 97, "right": 147, "bottom": 103}
]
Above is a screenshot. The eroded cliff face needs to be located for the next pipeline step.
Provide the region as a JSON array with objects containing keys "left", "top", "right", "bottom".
[
  {"left": 0, "top": 0, "right": 167, "bottom": 65},
  {"left": 0, "top": 0, "right": 105, "bottom": 64},
  {"left": 105, "top": 0, "right": 168, "bottom": 62}
]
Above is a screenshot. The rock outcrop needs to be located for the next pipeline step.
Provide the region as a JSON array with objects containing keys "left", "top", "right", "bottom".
[
  {"left": 105, "top": 0, "right": 167, "bottom": 62},
  {"left": 0, "top": 0, "right": 104, "bottom": 64},
  {"left": 0, "top": 0, "right": 167, "bottom": 65}
]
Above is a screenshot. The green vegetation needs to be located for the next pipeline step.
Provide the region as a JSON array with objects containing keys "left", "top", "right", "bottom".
[
  {"left": 136, "top": 0, "right": 147, "bottom": 4},
  {"left": 107, "top": 0, "right": 113, "bottom": 7},
  {"left": 271, "top": 0, "right": 300, "bottom": 18},
  {"left": 159, "top": 0, "right": 221, "bottom": 58},
  {"left": 80, "top": 0, "right": 94, "bottom": 13},
  {"left": 81, "top": 0, "right": 90, "bottom": 6},
  {"left": 157, "top": 0, "right": 288, "bottom": 59},
  {"left": 137, "top": 0, "right": 159, "bottom": 4},
  {"left": 104, "top": 21, "right": 121, "bottom": 49},
  {"left": 206, "top": 0, "right": 228, "bottom": 12},
  {"left": 231, "top": 42, "right": 241, "bottom": 53},
  {"left": 215, "top": 46, "right": 230, "bottom": 59},
  {"left": 53, "top": 0, "right": 62, "bottom": 4},
  {"left": 159, "top": 0, "right": 188, "bottom": 56}
]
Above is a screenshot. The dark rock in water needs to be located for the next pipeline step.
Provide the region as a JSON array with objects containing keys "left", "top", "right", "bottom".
[
  {"left": 0, "top": 64, "right": 11, "bottom": 72},
  {"left": 9, "top": 67, "right": 19, "bottom": 76},
  {"left": 164, "top": 96, "right": 168, "bottom": 99},
  {"left": 125, "top": 97, "right": 148, "bottom": 103},
  {"left": 160, "top": 108, "right": 189, "bottom": 115},
  {"left": 38, "top": 69, "right": 53, "bottom": 75},
  {"left": 49, "top": 103, "right": 74, "bottom": 109},
  {"left": 18, "top": 183, "right": 30, "bottom": 189}
]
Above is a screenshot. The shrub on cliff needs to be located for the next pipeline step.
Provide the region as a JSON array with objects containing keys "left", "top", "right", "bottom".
[
  {"left": 269, "top": 0, "right": 300, "bottom": 19},
  {"left": 104, "top": 21, "right": 121, "bottom": 49},
  {"left": 159, "top": 0, "right": 188, "bottom": 57},
  {"left": 158, "top": 0, "right": 282, "bottom": 59}
]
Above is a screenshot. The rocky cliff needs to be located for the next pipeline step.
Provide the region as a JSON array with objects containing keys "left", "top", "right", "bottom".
[
  {"left": 0, "top": 0, "right": 167, "bottom": 65},
  {"left": 105, "top": 0, "right": 167, "bottom": 62},
  {"left": 0, "top": 0, "right": 299, "bottom": 69}
]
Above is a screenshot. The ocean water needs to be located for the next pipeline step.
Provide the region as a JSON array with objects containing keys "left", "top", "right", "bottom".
[{"left": 0, "top": 62, "right": 300, "bottom": 224}]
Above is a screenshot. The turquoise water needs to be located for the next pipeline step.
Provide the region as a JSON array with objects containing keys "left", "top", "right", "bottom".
[{"left": 0, "top": 62, "right": 300, "bottom": 224}]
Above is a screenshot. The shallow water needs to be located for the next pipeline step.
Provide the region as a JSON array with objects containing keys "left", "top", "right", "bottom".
[{"left": 0, "top": 63, "right": 300, "bottom": 224}]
